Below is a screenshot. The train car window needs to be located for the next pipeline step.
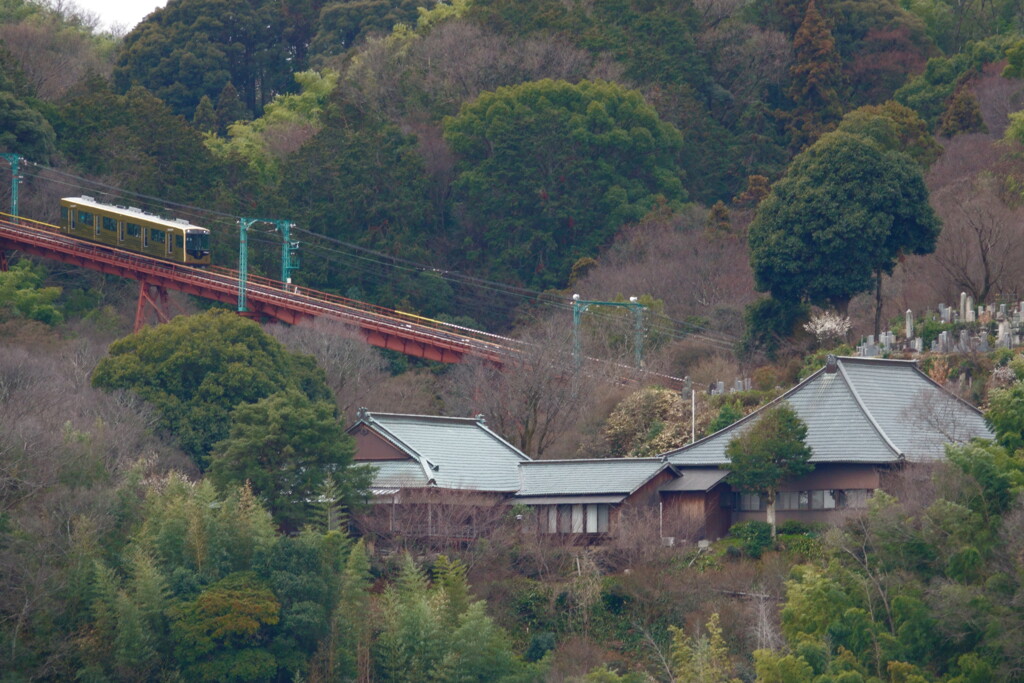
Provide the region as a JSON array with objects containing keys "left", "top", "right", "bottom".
[
  {"left": 151, "top": 228, "right": 165, "bottom": 244},
  {"left": 175, "top": 235, "right": 184, "bottom": 249},
  {"left": 103, "top": 217, "right": 116, "bottom": 232},
  {"left": 78, "top": 211, "right": 94, "bottom": 226},
  {"left": 61, "top": 207, "right": 68, "bottom": 222},
  {"left": 127, "top": 223, "right": 141, "bottom": 237}
]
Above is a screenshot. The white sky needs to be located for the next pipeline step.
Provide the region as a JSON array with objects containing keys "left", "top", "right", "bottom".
[{"left": 73, "top": 0, "right": 167, "bottom": 33}]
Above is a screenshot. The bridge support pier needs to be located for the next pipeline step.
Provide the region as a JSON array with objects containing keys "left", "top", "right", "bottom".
[
  {"left": 134, "top": 282, "right": 174, "bottom": 332},
  {"left": 0, "top": 251, "right": 7, "bottom": 272}
]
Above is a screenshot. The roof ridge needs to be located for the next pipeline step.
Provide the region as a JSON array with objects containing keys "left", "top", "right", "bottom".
[
  {"left": 834, "top": 355, "right": 918, "bottom": 365},
  {"left": 520, "top": 457, "right": 667, "bottom": 464},
  {"left": 367, "top": 411, "right": 485, "bottom": 423},
  {"left": 661, "top": 364, "right": 830, "bottom": 458},
  {"left": 836, "top": 359, "right": 904, "bottom": 458}
]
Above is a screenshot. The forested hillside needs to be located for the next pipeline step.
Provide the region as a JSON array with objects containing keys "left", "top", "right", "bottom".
[{"left": 5, "top": 0, "right": 1024, "bottom": 680}]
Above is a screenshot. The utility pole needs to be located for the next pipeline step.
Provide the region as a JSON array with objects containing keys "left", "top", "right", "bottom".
[
  {"left": 571, "top": 294, "right": 646, "bottom": 369},
  {"left": 237, "top": 217, "right": 300, "bottom": 312},
  {"left": 1, "top": 153, "right": 22, "bottom": 220}
]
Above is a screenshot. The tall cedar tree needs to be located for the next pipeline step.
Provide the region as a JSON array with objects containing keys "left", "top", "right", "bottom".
[
  {"left": 787, "top": 0, "right": 844, "bottom": 149},
  {"left": 724, "top": 403, "right": 813, "bottom": 537}
]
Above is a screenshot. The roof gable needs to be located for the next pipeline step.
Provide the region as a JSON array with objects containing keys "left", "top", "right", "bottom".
[
  {"left": 665, "top": 357, "right": 993, "bottom": 467},
  {"left": 349, "top": 410, "right": 531, "bottom": 492}
]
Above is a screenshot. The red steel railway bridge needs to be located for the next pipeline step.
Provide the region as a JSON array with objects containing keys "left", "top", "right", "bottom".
[
  {"left": 0, "top": 213, "right": 685, "bottom": 389},
  {"left": 0, "top": 214, "right": 517, "bottom": 365}
]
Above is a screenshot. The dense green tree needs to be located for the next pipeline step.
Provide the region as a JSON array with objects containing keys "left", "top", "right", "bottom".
[
  {"left": 374, "top": 553, "right": 529, "bottom": 682},
  {"left": 938, "top": 87, "right": 986, "bottom": 137},
  {"left": 114, "top": 0, "right": 299, "bottom": 118},
  {"left": 752, "top": 649, "right": 814, "bottom": 683},
  {"left": 0, "top": 260, "right": 62, "bottom": 324},
  {"left": 748, "top": 131, "right": 940, "bottom": 313},
  {"left": 945, "top": 441, "right": 1024, "bottom": 523},
  {"left": 0, "top": 41, "right": 32, "bottom": 97},
  {"left": 708, "top": 400, "right": 743, "bottom": 434},
  {"left": 279, "top": 106, "right": 434, "bottom": 305},
  {"left": 192, "top": 94, "right": 217, "bottom": 132},
  {"left": 208, "top": 389, "right": 372, "bottom": 528},
  {"left": 56, "top": 82, "right": 222, "bottom": 204},
  {"left": 169, "top": 571, "right": 281, "bottom": 682},
  {"left": 215, "top": 81, "right": 252, "bottom": 133},
  {"left": 331, "top": 539, "right": 372, "bottom": 681},
  {"left": 740, "top": 298, "right": 809, "bottom": 360},
  {"left": 444, "top": 78, "right": 686, "bottom": 289},
  {"left": 206, "top": 69, "right": 338, "bottom": 185},
  {"left": 835, "top": 101, "right": 941, "bottom": 168},
  {"left": 310, "top": 0, "right": 436, "bottom": 59},
  {"left": 91, "top": 309, "right": 333, "bottom": 464},
  {"left": 0, "top": 90, "right": 56, "bottom": 161},
  {"left": 724, "top": 402, "right": 813, "bottom": 536},
  {"left": 894, "top": 43, "right": 996, "bottom": 127},
  {"left": 985, "top": 383, "right": 1024, "bottom": 452},
  {"left": 256, "top": 531, "right": 349, "bottom": 676}
]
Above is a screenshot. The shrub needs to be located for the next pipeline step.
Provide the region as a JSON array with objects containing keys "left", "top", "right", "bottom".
[
  {"left": 727, "top": 521, "right": 773, "bottom": 558},
  {"left": 776, "top": 533, "right": 823, "bottom": 560},
  {"left": 777, "top": 520, "right": 825, "bottom": 536}
]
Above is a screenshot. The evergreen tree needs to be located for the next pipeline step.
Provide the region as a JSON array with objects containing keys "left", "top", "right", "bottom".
[
  {"left": 748, "top": 131, "right": 940, "bottom": 314},
  {"left": 444, "top": 78, "right": 686, "bottom": 290},
  {"left": 787, "top": 0, "right": 844, "bottom": 148},
  {"left": 313, "top": 476, "right": 347, "bottom": 533},
  {"left": 938, "top": 87, "right": 987, "bottom": 137},
  {"left": 215, "top": 81, "right": 251, "bottom": 134},
  {"left": 208, "top": 388, "right": 369, "bottom": 528},
  {"left": 724, "top": 403, "right": 813, "bottom": 537},
  {"left": 192, "top": 94, "right": 217, "bottom": 133},
  {"left": 709, "top": 401, "right": 743, "bottom": 434},
  {"left": 91, "top": 309, "right": 333, "bottom": 464}
]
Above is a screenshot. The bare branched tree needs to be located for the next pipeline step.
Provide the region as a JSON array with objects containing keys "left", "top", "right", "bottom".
[
  {"left": 930, "top": 175, "right": 1024, "bottom": 303},
  {"left": 353, "top": 488, "right": 513, "bottom": 557},
  {"left": 442, "top": 319, "right": 607, "bottom": 457},
  {"left": 266, "top": 319, "right": 390, "bottom": 422},
  {"left": 0, "top": 19, "right": 108, "bottom": 101}
]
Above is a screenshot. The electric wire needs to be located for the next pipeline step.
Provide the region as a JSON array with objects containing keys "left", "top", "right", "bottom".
[{"left": 19, "top": 161, "right": 740, "bottom": 349}]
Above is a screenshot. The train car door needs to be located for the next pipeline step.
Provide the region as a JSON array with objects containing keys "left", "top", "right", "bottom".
[
  {"left": 118, "top": 221, "right": 125, "bottom": 242},
  {"left": 67, "top": 205, "right": 76, "bottom": 232},
  {"left": 143, "top": 226, "right": 149, "bottom": 248}
]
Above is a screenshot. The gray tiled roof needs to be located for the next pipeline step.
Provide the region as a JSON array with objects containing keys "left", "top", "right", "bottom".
[
  {"left": 371, "top": 460, "right": 431, "bottom": 489},
  {"left": 665, "top": 357, "right": 993, "bottom": 467},
  {"left": 516, "top": 458, "right": 669, "bottom": 497},
  {"left": 354, "top": 412, "right": 530, "bottom": 492},
  {"left": 658, "top": 468, "right": 729, "bottom": 492}
]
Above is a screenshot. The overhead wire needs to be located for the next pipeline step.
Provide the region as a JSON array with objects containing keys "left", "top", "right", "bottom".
[{"left": 19, "top": 160, "right": 741, "bottom": 348}]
